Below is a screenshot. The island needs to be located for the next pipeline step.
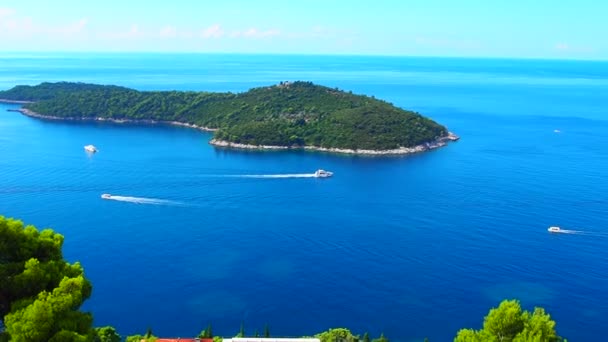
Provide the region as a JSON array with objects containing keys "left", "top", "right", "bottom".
[{"left": 0, "top": 81, "right": 458, "bottom": 155}]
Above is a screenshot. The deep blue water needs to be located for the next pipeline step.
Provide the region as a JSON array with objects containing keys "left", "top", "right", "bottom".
[{"left": 1, "top": 54, "right": 608, "bottom": 341}]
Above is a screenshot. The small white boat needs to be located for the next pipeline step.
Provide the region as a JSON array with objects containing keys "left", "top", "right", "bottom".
[
  {"left": 101, "top": 194, "right": 112, "bottom": 199},
  {"left": 548, "top": 226, "right": 562, "bottom": 233},
  {"left": 314, "top": 169, "right": 333, "bottom": 178},
  {"left": 84, "top": 145, "right": 97, "bottom": 153}
]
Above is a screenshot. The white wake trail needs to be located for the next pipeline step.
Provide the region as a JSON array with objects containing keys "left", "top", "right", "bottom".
[
  {"left": 550, "top": 228, "right": 608, "bottom": 237},
  {"left": 553, "top": 229, "right": 583, "bottom": 234},
  {"left": 104, "top": 195, "right": 181, "bottom": 206},
  {"left": 237, "top": 173, "right": 317, "bottom": 179}
]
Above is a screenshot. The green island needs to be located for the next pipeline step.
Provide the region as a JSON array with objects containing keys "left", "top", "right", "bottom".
[
  {"left": 0, "top": 82, "right": 458, "bottom": 155},
  {"left": 1, "top": 215, "right": 567, "bottom": 342}
]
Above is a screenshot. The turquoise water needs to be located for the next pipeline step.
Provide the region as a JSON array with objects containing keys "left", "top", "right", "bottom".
[{"left": 1, "top": 54, "right": 607, "bottom": 341}]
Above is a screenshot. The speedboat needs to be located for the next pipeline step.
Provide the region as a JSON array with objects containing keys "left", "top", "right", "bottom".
[
  {"left": 548, "top": 226, "right": 561, "bottom": 233},
  {"left": 314, "top": 169, "right": 333, "bottom": 178},
  {"left": 84, "top": 145, "right": 97, "bottom": 153},
  {"left": 101, "top": 194, "right": 112, "bottom": 199}
]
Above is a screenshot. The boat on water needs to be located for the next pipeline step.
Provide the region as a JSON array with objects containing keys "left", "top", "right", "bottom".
[
  {"left": 314, "top": 169, "right": 333, "bottom": 178},
  {"left": 548, "top": 226, "right": 562, "bottom": 233},
  {"left": 84, "top": 145, "right": 97, "bottom": 153},
  {"left": 101, "top": 194, "right": 112, "bottom": 199}
]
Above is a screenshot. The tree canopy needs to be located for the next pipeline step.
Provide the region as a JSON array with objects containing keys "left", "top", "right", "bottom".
[
  {"left": 315, "top": 328, "right": 359, "bottom": 342},
  {"left": 0, "top": 81, "right": 449, "bottom": 150},
  {"left": 0, "top": 216, "right": 93, "bottom": 341},
  {"left": 454, "top": 300, "right": 565, "bottom": 342},
  {"left": 93, "top": 326, "right": 121, "bottom": 342}
]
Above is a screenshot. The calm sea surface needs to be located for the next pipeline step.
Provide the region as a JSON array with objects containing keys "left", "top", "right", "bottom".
[{"left": 1, "top": 54, "right": 607, "bottom": 341}]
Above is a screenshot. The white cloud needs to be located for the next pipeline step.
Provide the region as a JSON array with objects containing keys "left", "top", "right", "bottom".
[
  {"left": 242, "top": 27, "right": 280, "bottom": 38},
  {"left": 201, "top": 24, "right": 223, "bottom": 39},
  {"left": 97, "top": 24, "right": 141, "bottom": 40},
  {"left": 159, "top": 25, "right": 177, "bottom": 38},
  {"left": 53, "top": 18, "right": 88, "bottom": 35},
  {"left": 0, "top": 7, "right": 15, "bottom": 17},
  {"left": 127, "top": 24, "right": 139, "bottom": 37}
]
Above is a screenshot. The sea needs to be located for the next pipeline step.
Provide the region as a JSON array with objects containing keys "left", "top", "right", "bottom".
[{"left": 1, "top": 53, "right": 607, "bottom": 341}]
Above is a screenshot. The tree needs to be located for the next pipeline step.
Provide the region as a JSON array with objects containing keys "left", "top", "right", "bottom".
[
  {"left": 94, "top": 326, "right": 121, "bottom": 342},
  {"left": 254, "top": 329, "right": 260, "bottom": 337},
  {"left": 372, "top": 333, "right": 389, "bottom": 342},
  {"left": 316, "top": 328, "right": 357, "bottom": 342},
  {"left": 126, "top": 333, "right": 157, "bottom": 342},
  {"left": 4, "top": 275, "right": 93, "bottom": 342},
  {"left": 264, "top": 324, "right": 270, "bottom": 338},
  {"left": 200, "top": 323, "right": 213, "bottom": 338},
  {"left": 236, "top": 321, "right": 245, "bottom": 337},
  {"left": 0, "top": 216, "right": 95, "bottom": 342},
  {"left": 454, "top": 300, "right": 564, "bottom": 342},
  {"left": 362, "top": 332, "right": 370, "bottom": 342}
]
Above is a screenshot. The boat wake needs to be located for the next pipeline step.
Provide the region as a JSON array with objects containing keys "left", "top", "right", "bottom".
[
  {"left": 236, "top": 173, "right": 318, "bottom": 179},
  {"left": 548, "top": 227, "right": 608, "bottom": 237},
  {"left": 103, "top": 195, "right": 182, "bottom": 206},
  {"left": 551, "top": 229, "right": 582, "bottom": 234}
]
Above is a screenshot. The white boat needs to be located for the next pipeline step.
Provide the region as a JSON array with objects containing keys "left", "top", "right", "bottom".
[
  {"left": 548, "top": 226, "right": 561, "bottom": 233},
  {"left": 101, "top": 194, "right": 112, "bottom": 199},
  {"left": 314, "top": 169, "right": 333, "bottom": 178},
  {"left": 84, "top": 145, "right": 97, "bottom": 153}
]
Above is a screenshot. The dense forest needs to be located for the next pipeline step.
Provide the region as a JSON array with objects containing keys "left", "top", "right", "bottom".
[
  {"left": 1, "top": 215, "right": 567, "bottom": 342},
  {"left": 0, "top": 82, "right": 449, "bottom": 150}
]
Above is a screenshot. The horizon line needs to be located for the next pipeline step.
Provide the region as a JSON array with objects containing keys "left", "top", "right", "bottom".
[{"left": 0, "top": 51, "right": 606, "bottom": 62}]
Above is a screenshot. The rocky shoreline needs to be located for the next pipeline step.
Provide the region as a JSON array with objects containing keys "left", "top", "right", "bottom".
[
  {"left": 0, "top": 99, "right": 34, "bottom": 104},
  {"left": 10, "top": 107, "right": 458, "bottom": 156},
  {"left": 12, "top": 108, "right": 218, "bottom": 132},
  {"left": 210, "top": 132, "right": 459, "bottom": 156}
]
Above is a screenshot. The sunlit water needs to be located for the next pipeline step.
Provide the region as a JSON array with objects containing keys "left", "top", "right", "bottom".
[{"left": 1, "top": 54, "right": 608, "bottom": 341}]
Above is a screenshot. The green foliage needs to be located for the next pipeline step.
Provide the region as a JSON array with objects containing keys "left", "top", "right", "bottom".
[
  {"left": 4, "top": 275, "right": 93, "bottom": 342},
  {"left": 0, "top": 216, "right": 93, "bottom": 342},
  {"left": 316, "top": 328, "right": 358, "bottom": 342},
  {"left": 213, "top": 336, "right": 223, "bottom": 342},
  {"left": 264, "top": 323, "right": 270, "bottom": 338},
  {"left": 372, "top": 333, "right": 389, "bottom": 342},
  {"left": 200, "top": 323, "right": 213, "bottom": 338},
  {"left": 94, "top": 326, "right": 121, "bottom": 342},
  {"left": 363, "top": 332, "right": 370, "bottom": 342},
  {"left": 454, "top": 300, "right": 563, "bottom": 342},
  {"left": 125, "top": 334, "right": 157, "bottom": 342},
  {"left": 0, "top": 81, "right": 449, "bottom": 150},
  {"left": 236, "top": 321, "right": 245, "bottom": 337}
]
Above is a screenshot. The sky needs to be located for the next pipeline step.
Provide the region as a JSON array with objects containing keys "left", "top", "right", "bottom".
[{"left": 0, "top": 0, "right": 606, "bottom": 59}]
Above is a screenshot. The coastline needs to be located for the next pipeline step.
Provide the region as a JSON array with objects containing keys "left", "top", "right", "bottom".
[
  {"left": 11, "top": 107, "right": 458, "bottom": 156},
  {"left": 210, "top": 132, "right": 459, "bottom": 156},
  {"left": 13, "top": 108, "right": 218, "bottom": 132},
  {"left": 0, "top": 99, "right": 34, "bottom": 104}
]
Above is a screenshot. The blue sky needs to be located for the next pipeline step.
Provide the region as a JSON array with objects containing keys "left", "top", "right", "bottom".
[{"left": 0, "top": 0, "right": 606, "bottom": 59}]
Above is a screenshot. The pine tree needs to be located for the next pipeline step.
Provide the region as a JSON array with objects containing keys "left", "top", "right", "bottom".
[
  {"left": 264, "top": 324, "right": 270, "bottom": 338},
  {"left": 363, "top": 332, "right": 370, "bottom": 342},
  {"left": 237, "top": 321, "right": 245, "bottom": 337}
]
